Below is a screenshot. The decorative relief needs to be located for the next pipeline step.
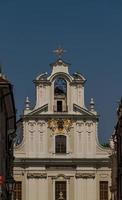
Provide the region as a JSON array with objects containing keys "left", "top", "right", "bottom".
[
  {"left": 76, "top": 122, "right": 84, "bottom": 133},
  {"left": 27, "top": 173, "right": 47, "bottom": 179},
  {"left": 75, "top": 173, "right": 95, "bottom": 179},
  {"left": 85, "top": 122, "right": 93, "bottom": 133},
  {"left": 28, "top": 122, "right": 36, "bottom": 133},
  {"left": 51, "top": 174, "right": 70, "bottom": 180},
  {"left": 37, "top": 121, "right": 45, "bottom": 133},
  {"left": 99, "top": 174, "right": 108, "bottom": 178},
  {"left": 77, "top": 85, "right": 82, "bottom": 89},
  {"left": 48, "top": 119, "right": 73, "bottom": 135}
]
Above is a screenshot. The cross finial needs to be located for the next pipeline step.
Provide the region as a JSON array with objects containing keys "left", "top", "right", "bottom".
[{"left": 53, "top": 47, "right": 66, "bottom": 58}]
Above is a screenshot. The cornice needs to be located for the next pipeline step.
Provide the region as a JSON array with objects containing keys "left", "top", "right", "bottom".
[
  {"left": 22, "top": 113, "right": 99, "bottom": 121},
  {"left": 75, "top": 173, "right": 95, "bottom": 179},
  {"left": 33, "top": 79, "right": 51, "bottom": 85},
  {"left": 14, "top": 157, "right": 111, "bottom": 168},
  {"left": 27, "top": 172, "right": 47, "bottom": 179}
]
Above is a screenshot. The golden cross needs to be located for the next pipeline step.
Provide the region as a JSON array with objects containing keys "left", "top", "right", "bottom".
[{"left": 53, "top": 47, "right": 66, "bottom": 58}]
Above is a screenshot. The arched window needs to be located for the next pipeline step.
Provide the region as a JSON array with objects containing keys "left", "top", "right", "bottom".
[
  {"left": 54, "top": 77, "right": 67, "bottom": 96},
  {"left": 54, "top": 77, "right": 67, "bottom": 112},
  {"left": 55, "top": 135, "right": 66, "bottom": 153}
]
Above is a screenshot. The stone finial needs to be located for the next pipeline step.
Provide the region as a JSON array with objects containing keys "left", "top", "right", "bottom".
[
  {"left": 90, "top": 98, "right": 95, "bottom": 112},
  {"left": 25, "top": 96, "right": 30, "bottom": 110}
]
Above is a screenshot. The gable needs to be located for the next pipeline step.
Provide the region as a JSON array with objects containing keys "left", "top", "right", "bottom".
[
  {"left": 73, "top": 104, "right": 97, "bottom": 117},
  {"left": 26, "top": 104, "right": 48, "bottom": 116}
]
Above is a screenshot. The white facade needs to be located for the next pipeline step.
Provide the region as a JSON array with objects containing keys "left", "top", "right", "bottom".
[{"left": 14, "top": 56, "right": 111, "bottom": 200}]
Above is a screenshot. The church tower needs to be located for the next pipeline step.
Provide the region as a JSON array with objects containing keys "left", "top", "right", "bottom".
[{"left": 14, "top": 48, "right": 111, "bottom": 200}]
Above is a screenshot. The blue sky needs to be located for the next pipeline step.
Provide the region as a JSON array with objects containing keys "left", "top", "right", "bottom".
[{"left": 0, "top": 0, "right": 122, "bottom": 143}]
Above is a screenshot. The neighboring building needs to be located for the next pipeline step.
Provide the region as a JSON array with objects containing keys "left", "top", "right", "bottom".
[
  {"left": 114, "top": 99, "right": 122, "bottom": 200},
  {"left": 109, "top": 133, "right": 117, "bottom": 200},
  {"left": 14, "top": 49, "right": 111, "bottom": 200},
  {"left": 0, "top": 71, "right": 16, "bottom": 200}
]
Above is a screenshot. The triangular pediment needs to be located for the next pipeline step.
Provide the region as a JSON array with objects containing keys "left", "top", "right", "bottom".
[
  {"left": 25, "top": 103, "right": 97, "bottom": 118},
  {"left": 73, "top": 104, "right": 97, "bottom": 116},
  {"left": 26, "top": 104, "right": 48, "bottom": 116}
]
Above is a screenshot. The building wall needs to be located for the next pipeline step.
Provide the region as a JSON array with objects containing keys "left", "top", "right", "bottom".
[{"left": 14, "top": 57, "right": 111, "bottom": 200}]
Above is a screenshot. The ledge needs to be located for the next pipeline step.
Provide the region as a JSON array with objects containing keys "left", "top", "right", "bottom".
[{"left": 14, "top": 157, "right": 111, "bottom": 168}]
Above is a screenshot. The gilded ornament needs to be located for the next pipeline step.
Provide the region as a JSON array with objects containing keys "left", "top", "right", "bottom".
[{"left": 48, "top": 119, "right": 73, "bottom": 135}]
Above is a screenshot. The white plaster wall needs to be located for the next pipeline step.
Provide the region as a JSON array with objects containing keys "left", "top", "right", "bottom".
[
  {"left": 35, "top": 84, "right": 48, "bottom": 108},
  {"left": 38, "top": 179, "right": 48, "bottom": 200},
  {"left": 72, "top": 84, "right": 85, "bottom": 109},
  {"left": 77, "top": 85, "right": 84, "bottom": 107},
  {"left": 28, "top": 179, "right": 36, "bottom": 200},
  {"left": 75, "top": 177, "right": 98, "bottom": 200},
  {"left": 51, "top": 65, "right": 69, "bottom": 75},
  {"left": 74, "top": 121, "right": 97, "bottom": 158},
  {"left": 66, "top": 81, "right": 70, "bottom": 112},
  {"left": 23, "top": 121, "right": 48, "bottom": 158},
  {"left": 87, "top": 178, "right": 96, "bottom": 200},
  {"left": 26, "top": 178, "right": 48, "bottom": 200}
]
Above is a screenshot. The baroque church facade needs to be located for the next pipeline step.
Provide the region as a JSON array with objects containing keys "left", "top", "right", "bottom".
[{"left": 14, "top": 49, "right": 111, "bottom": 200}]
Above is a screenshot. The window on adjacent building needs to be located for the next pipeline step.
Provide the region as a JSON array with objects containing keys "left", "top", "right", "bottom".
[
  {"left": 14, "top": 181, "right": 22, "bottom": 200},
  {"left": 55, "top": 181, "right": 66, "bottom": 200},
  {"left": 55, "top": 135, "right": 66, "bottom": 153},
  {"left": 100, "top": 181, "right": 108, "bottom": 200}
]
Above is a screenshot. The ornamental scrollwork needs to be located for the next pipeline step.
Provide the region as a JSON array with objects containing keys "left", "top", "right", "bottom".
[
  {"left": 27, "top": 173, "right": 47, "bottom": 179},
  {"left": 75, "top": 173, "right": 95, "bottom": 179}
]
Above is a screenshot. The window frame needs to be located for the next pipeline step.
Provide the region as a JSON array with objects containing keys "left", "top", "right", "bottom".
[
  {"left": 55, "top": 181, "right": 67, "bottom": 200},
  {"left": 55, "top": 135, "right": 67, "bottom": 154},
  {"left": 99, "top": 181, "right": 108, "bottom": 200},
  {"left": 14, "top": 181, "right": 22, "bottom": 200}
]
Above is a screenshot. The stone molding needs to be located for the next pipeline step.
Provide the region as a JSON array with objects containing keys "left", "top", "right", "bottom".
[
  {"left": 51, "top": 174, "right": 70, "bottom": 180},
  {"left": 75, "top": 173, "right": 95, "bottom": 179},
  {"left": 27, "top": 172, "right": 47, "bottom": 179}
]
